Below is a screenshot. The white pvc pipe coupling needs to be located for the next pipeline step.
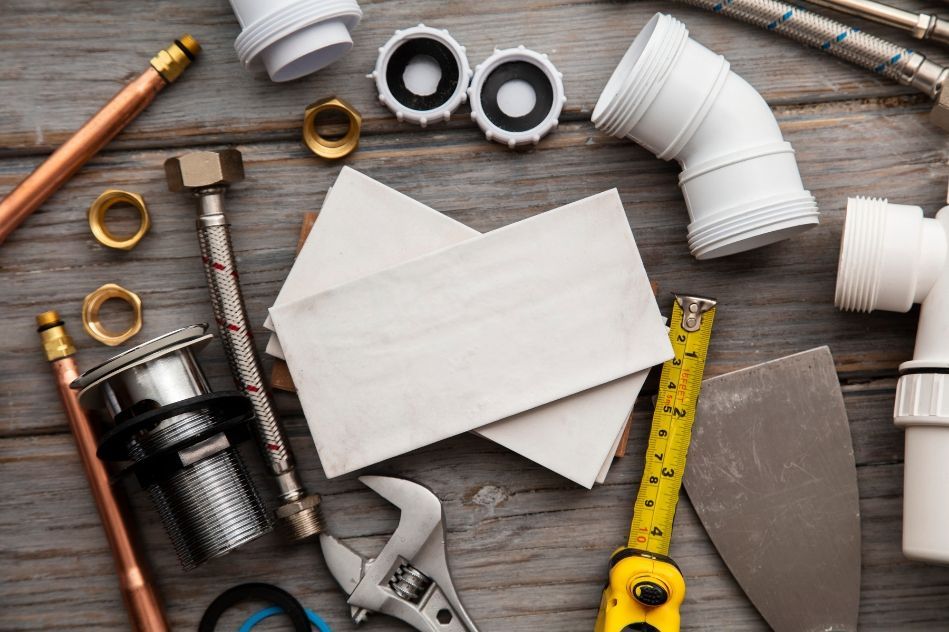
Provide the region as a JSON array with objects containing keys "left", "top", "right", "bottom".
[
  {"left": 229, "top": 0, "right": 362, "bottom": 82},
  {"left": 836, "top": 195, "right": 949, "bottom": 565},
  {"left": 593, "top": 13, "right": 819, "bottom": 259}
]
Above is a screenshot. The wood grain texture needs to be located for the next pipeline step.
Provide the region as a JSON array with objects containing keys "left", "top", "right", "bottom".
[{"left": 3, "top": 0, "right": 949, "bottom": 629}]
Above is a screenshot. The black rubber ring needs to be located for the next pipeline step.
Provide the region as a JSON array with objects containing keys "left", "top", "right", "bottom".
[
  {"left": 97, "top": 392, "right": 251, "bottom": 461},
  {"left": 199, "top": 583, "right": 311, "bottom": 632},
  {"left": 479, "top": 60, "right": 554, "bottom": 133},
  {"left": 386, "top": 38, "right": 460, "bottom": 112}
]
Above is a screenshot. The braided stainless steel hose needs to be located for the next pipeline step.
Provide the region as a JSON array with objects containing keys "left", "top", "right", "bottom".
[
  {"left": 673, "top": 0, "right": 949, "bottom": 125},
  {"left": 165, "top": 150, "right": 324, "bottom": 542}
]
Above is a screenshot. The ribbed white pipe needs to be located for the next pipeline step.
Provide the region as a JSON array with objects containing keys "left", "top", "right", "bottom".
[
  {"left": 835, "top": 196, "right": 949, "bottom": 564},
  {"left": 229, "top": 0, "right": 362, "bottom": 82},
  {"left": 593, "top": 13, "right": 819, "bottom": 259}
]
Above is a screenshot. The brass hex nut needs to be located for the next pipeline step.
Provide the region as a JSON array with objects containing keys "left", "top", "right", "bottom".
[
  {"left": 88, "top": 189, "right": 150, "bottom": 250},
  {"left": 303, "top": 96, "right": 362, "bottom": 160},
  {"left": 82, "top": 283, "right": 143, "bottom": 347},
  {"left": 164, "top": 149, "right": 245, "bottom": 192},
  {"left": 274, "top": 493, "right": 322, "bottom": 519}
]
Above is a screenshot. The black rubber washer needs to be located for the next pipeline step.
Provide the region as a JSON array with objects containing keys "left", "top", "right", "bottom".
[
  {"left": 386, "top": 37, "right": 460, "bottom": 112},
  {"left": 479, "top": 60, "right": 554, "bottom": 133},
  {"left": 199, "top": 583, "right": 310, "bottom": 632},
  {"left": 97, "top": 392, "right": 251, "bottom": 461},
  {"left": 127, "top": 415, "right": 254, "bottom": 489}
]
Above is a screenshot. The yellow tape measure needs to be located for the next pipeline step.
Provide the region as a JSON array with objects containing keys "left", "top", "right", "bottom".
[
  {"left": 629, "top": 294, "right": 717, "bottom": 554},
  {"left": 595, "top": 294, "right": 716, "bottom": 632}
]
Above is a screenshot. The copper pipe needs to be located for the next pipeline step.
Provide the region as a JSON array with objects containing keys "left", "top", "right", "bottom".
[
  {"left": 0, "top": 36, "right": 200, "bottom": 245},
  {"left": 37, "top": 311, "right": 169, "bottom": 632}
]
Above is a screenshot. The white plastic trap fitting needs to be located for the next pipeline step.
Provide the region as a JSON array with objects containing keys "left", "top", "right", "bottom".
[
  {"left": 469, "top": 46, "right": 566, "bottom": 148},
  {"left": 592, "top": 13, "right": 819, "bottom": 259},
  {"left": 229, "top": 0, "right": 362, "bottom": 82},
  {"left": 835, "top": 195, "right": 949, "bottom": 565},
  {"left": 372, "top": 25, "right": 472, "bottom": 127}
]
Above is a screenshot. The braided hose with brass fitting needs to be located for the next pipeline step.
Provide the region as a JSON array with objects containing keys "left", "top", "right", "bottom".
[
  {"left": 165, "top": 150, "right": 324, "bottom": 542},
  {"left": 673, "top": 0, "right": 949, "bottom": 128}
]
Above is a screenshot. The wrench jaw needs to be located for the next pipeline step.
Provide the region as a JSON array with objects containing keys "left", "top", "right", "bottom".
[
  {"left": 319, "top": 533, "right": 363, "bottom": 596},
  {"left": 321, "top": 476, "right": 479, "bottom": 631}
]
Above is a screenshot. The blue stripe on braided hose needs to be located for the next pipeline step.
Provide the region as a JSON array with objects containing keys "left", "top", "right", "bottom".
[
  {"left": 767, "top": 10, "right": 794, "bottom": 29},
  {"left": 821, "top": 29, "right": 852, "bottom": 50}
]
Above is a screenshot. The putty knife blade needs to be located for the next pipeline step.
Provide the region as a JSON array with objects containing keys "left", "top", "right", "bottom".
[{"left": 683, "top": 347, "right": 860, "bottom": 632}]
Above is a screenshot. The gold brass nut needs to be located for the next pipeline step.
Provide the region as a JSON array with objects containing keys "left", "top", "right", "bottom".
[
  {"left": 88, "top": 189, "right": 150, "bottom": 251},
  {"left": 82, "top": 283, "right": 143, "bottom": 347},
  {"left": 302, "top": 96, "right": 362, "bottom": 160}
]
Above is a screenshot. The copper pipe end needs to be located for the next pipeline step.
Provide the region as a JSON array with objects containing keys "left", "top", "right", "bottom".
[{"left": 38, "top": 314, "right": 169, "bottom": 631}]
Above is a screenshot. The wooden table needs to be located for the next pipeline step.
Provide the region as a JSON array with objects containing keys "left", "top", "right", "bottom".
[{"left": 4, "top": 0, "right": 949, "bottom": 629}]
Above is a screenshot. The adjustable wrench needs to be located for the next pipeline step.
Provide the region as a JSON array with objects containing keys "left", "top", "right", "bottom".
[{"left": 320, "top": 476, "right": 479, "bottom": 632}]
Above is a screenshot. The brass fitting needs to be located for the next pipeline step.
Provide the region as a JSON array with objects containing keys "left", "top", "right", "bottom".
[
  {"left": 275, "top": 493, "right": 325, "bottom": 541},
  {"left": 82, "top": 283, "right": 143, "bottom": 346},
  {"left": 165, "top": 149, "right": 245, "bottom": 192},
  {"left": 36, "top": 311, "right": 76, "bottom": 361},
  {"left": 88, "top": 189, "right": 150, "bottom": 250},
  {"left": 150, "top": 35, "right": 201, "bottom": 83},
  {"left": 302, "top": 96, "right": 361, "bottom": 160}
]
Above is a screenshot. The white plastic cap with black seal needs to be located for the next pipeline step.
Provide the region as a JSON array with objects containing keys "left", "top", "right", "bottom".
[
  {"left": 469, "top": 46, "right": 566, "bottom": 149},
  {"left": 229, "top": 0, "right": 362, "bottom": 82},
  {"left": 371, "top": 24, "right": 472, "bottom": 127}
]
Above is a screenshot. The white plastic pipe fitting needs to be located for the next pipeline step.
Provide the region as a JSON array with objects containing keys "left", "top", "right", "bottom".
[
  {"left": 593, "top": 13, "right": 819, "bottom": 259},
  {"left": 229, "top": 0, "right": 362, "bottom": 82},
  {"left": 835, "top": 195, "right": 949, "bottom": 565}
]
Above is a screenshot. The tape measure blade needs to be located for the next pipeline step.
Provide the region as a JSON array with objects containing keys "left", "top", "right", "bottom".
[{"left": 627, "top": 296, "right": 716, "bottom": 555}]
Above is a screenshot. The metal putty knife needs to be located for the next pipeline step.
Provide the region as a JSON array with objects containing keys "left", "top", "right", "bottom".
[{"left": 683, "top": 346, "right": 860, "bottom": 632}]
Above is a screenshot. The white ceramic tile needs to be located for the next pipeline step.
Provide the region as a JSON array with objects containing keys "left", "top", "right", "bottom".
[{"left": 270, "top": 182, "right": 672, "bottom": 479}]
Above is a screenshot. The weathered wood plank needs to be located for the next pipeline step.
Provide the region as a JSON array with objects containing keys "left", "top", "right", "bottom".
[
  {"left": 3, "top": 398, "right": 949, "bottom": 631},
  {"left": 2, "top": 101, "right": 946, "bottom": 437},
  {"left": 5, "top": 1, "right": 949, "bottom": 629},
  {"left": 2, "top": 0, "right": 948, "bottom": 153}
]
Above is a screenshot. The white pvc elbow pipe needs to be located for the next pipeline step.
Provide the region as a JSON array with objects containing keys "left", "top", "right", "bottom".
[
  {"left": 229, "top": 0, "right": 362, "bottom": 82},
  {"left": 593, "top": 13, "right": 819, "bottom": 259},
  {"left": 836, "top": 196, "right": 949, "bottom": 565}
]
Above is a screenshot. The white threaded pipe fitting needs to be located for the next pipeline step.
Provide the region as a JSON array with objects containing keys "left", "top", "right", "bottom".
[
  {"left": 592, "top": 13, "right": 819, "bottom": 259},
  {"left": 229, "top": 0, "right": 362, "bottom": 82},
  {"left": 835, "top": 197, "right": 946, "bottom": 313},
  {"left": 835, "top": 194, "right": 949, "bottom": 565}
]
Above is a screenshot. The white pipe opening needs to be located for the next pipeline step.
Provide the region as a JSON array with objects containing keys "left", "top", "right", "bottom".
[
  {"left": 229, "top": 0, "right": 362, "bottom": 82},
  {"left": 593, "top": 13, "right": 819, "bottom": 259},
  {"left": 836, "top": 195, "right": 949, "bottom": 565}
]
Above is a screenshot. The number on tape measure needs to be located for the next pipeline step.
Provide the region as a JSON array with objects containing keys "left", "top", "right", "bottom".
[{"left": 628, "top": 294, "right": 716, "bottom": 555}]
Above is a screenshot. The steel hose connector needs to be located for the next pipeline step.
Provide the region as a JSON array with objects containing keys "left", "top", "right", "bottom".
[
  {"left": 164, "top": 150, "right": 324, "bottom": 542},
  {"left": 674, "top": 0, "right": 949, "bottom": 117}
]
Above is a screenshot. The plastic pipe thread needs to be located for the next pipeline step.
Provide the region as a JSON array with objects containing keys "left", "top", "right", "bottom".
[
  {"left": 229, "top": 0, "right": 362, "bottom": 82},
  {"left": 835, "top": 195, "right": 949, "bottom": 565},
  {"left": 592, "top": 13, "right": 819, "bottom": 259}
]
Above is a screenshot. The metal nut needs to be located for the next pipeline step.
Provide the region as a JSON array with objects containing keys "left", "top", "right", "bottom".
[
  {"left": 164, "top": 149, "right": 245, "bottom": 192},
  {"left": 82, "top": 283, "right": 143, "bottom": 346},
  {"left": 930, "top": 88, "right": 949, "bottom": 132},
  {"left": 274, "top": 493, "right": 322, "bottom": 519},
  {"left": 302, "top": 96, "right": 362, "bottom": 160},
  {"left": 88, "top": 189, "right": 150, "bottom": 250}
]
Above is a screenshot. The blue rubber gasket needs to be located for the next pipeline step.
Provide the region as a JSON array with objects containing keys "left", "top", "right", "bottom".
[{"left": 239, "top": 605, "right": 332, "bottom": 632}]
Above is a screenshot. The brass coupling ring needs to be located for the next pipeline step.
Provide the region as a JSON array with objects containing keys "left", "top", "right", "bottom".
[
  {"left": 82, "top": 283, "right": 143, "bottom": 346},
  {"left": 302, "top": 96, "right": 362, "bottom": 160},
  {"left": 88, "top": 189, "right": 150, "bottom": 250}
]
